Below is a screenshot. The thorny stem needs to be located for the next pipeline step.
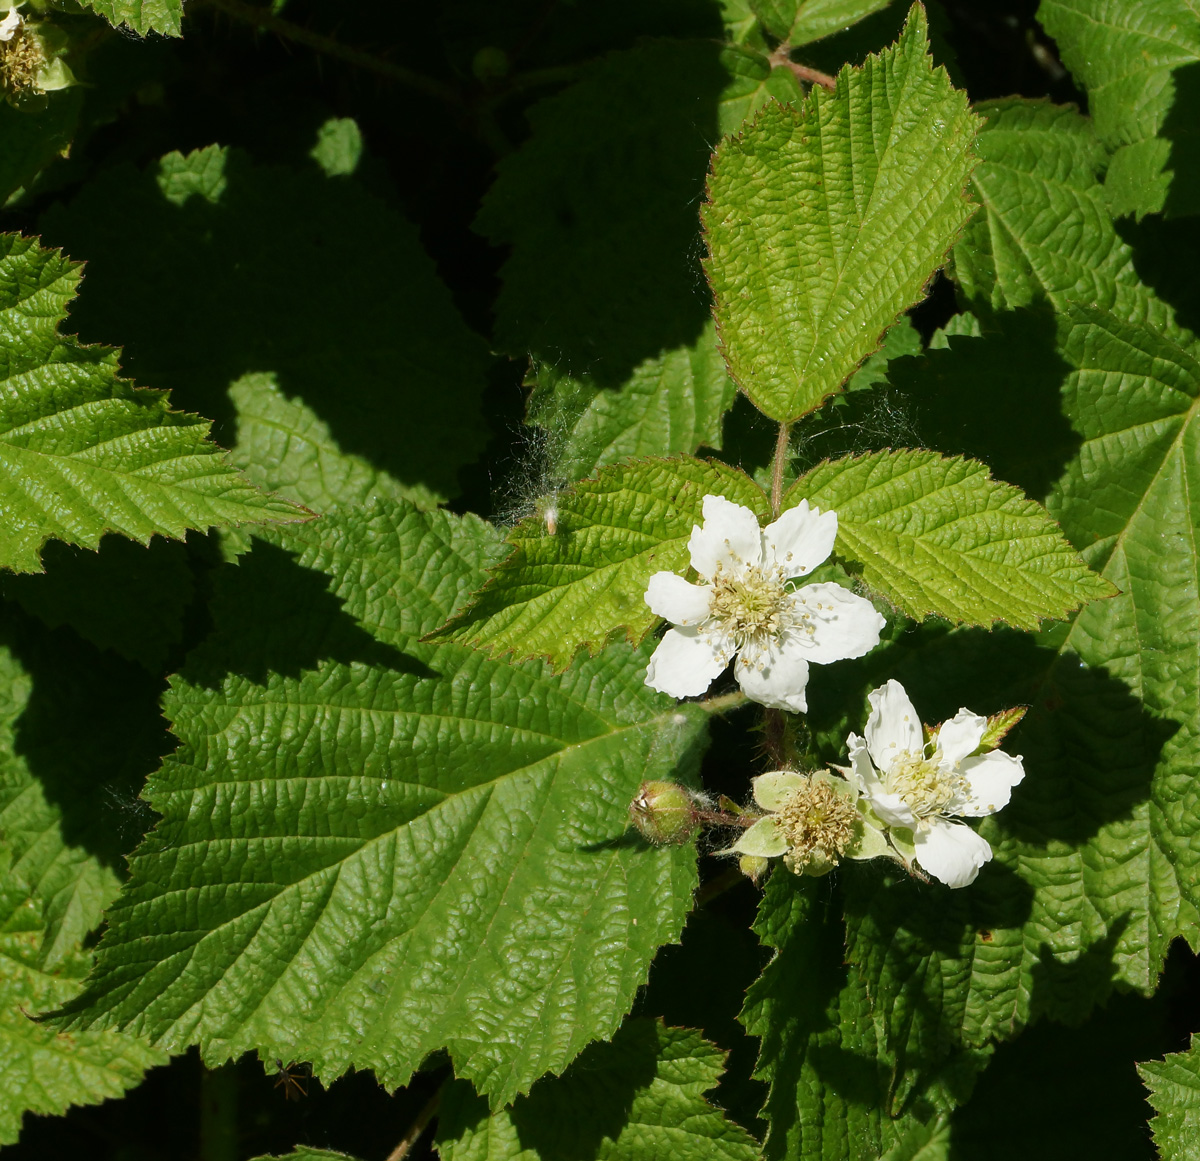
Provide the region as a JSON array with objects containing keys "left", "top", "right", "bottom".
[
  {"left": 768, "top": 45, "right": 837, "bottom": 91},
  {"left": 386, "top": 1084, "right": 444, "bottom": 1161},
  {"left": 694, "top": 809, "right": 757, "bottom": 829},
  {"left": 770, "top": 421, "right": 791, "bottom": 517}
]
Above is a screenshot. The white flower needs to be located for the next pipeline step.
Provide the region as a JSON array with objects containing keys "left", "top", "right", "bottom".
[
  {"left": 847, "top": 679, "right": 1026, "bottom": 888},
  {"left": 0, "top": 7, "right": 22, "bottom": 41},
  {"left": 643, "top": 495, "right": 885, "bottom": 711}
]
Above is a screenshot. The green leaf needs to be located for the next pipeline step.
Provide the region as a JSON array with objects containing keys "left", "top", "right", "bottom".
[
  {"left": 0, "top": 617, "right": 169, "bottom": 1143},
  {"left": 718, "top": 45, "right": 803, "bottom": 135},
  {"left": 703, "top": 5, "right": 979, "bottom": 421},
  {"left": 741, "top": 871, "right": 984, "bottom": 1160},
  {"left": 951, "top": 98, "right": 1189, "bottom": 340},
  {"left": 437, "top": 1019, "right": 761, "bottom": 1161},
  {"left": 0, "top": 608, "right": 171, "bottom": 965},
  {"left": 39, "top": 145, "right": 490, "bottom": 506},
  {"left": 0, "top": 534, "right": 193, "bottom": 669},
  {"left": 831, "top": 307, "right": 1200, "bottom": 1095},
  {"left": 79, "top": 0, "right": 182, "bottom": 36},
  {"left": 56, "top": 500, "right": 710, "bottom": 1108},
  {"left": 752, "top": 0, "right": 894, "bottom": 46},
  {"left": 229, "top": 372, "right": 436, "bottom": 514},
  {"left": 1037, "top": 0, "right": 1200, "bottom": 218},
  {"left": 475, "top": 39, "right": 729, "bottom": 388},
  {"left": 785, "top": 448, "right": 1115, "bottom": 629},
  {"left": 0, "top": 866, "right": 166, "bottom": 1145},
  {"left": 436, "top": 457, "right": 767, "bottom": 671},
  {"left": 528, "top": 322, "right": 738, "bottom": 485},
  {"left": 309, "top": 117, "right": 363, "bottom": 178},
  {"left": 1140, "top": 1035, "right": 1200, "bottom": 1160},
  {"left": 0, "top": 233, "right": 302, "bottom": 574}
]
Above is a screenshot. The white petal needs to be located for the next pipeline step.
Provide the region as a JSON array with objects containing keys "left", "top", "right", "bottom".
[
  {"left": 845, "top": 739, "right": 914, "bottom": 827},
  {"left": 762, "top": 500, "right": 837, "bottom": 578},
  {"left": 954, "top": 750, "right": 1025, "bottom": 817},
  {"left": 0, "top": 7, "right": 20, "bottom": 39},
  {"left": 733, "top": 816, "right": 789, "bottom": 858},
  {"left": 644, "top": 571, "right": 713, "bottom": 627},
  {"left": 753, "top": 770, "right": 808, "bottom": 812},
  {"left": 788, "top": 583, "right": 885, "bottom": 664},
  {"left": 688, "top": 494, "right": 763, "bottom": 581},
  {"left": 914, "top": 821, "right": 992, "bottom": 888},
  {"left": 865, "top": 679, "right": 922, "bottom": 770},
  {"left": 735, "top": 636, "right": 810, "bottom": 713},
  {"left": 644, "top": 627, "right": 730, "bottom": 699},
  {"left": 937, "top": 709, "right": 986, "bottom": 767}
]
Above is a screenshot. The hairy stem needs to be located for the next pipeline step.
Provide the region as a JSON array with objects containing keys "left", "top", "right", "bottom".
[
  {"left": 768, "top": 45, "right": 837, "bottom": 91},
  {"left": 387, "top": 1084, "right": 444, "bottom": 1161},
  {"left": 697, "top": 690, "right": 750, "bottom": 715},
  {"left": 770, "top": 420, "right": 791, "bottom": 517},
  {"left": 763, "top": 707, "right": 791, "bottom": 768}
]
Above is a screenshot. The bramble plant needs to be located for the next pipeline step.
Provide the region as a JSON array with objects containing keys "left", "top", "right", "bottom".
[{"left": 1, "top": 1, "right": 1199, "bottom": 1158}]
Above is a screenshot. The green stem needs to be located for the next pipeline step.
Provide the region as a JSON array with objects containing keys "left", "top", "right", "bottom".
[
  {"left": 770, "top": 420, "right": 791, "bottom": 517},
  {"left": 697, "top": 690, "right": 749, "bottom": 715},
  {"left": 386, "top": 1083, "right": 444, "bottom": 1161},
  {"left": 768, "top": 45, "right": 837, "bottom": 91},
  {"left": 696, "top": 865, "right": 749, "bottom": 907},
  {"left": 199, "top": 1063, "right": 239, "bottom": 1161}
]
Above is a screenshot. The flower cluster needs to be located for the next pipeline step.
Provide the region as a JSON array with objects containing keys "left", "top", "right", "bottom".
[
  {"left": 639, "top": 496, "right": 1026, "bottom": 890},
  {"left": 725, "top": 680, "right": 1025, "bottom": 887},
  {"left": 643, "top": 495, "right": 884, "bottom": 712}
]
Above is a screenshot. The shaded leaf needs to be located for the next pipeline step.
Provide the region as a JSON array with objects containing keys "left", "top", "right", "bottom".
[
  {"left": 752, "top": 0, "right": 895, "bottom": 46},
  {"left": 437, "top": 1019, "right": 761, "bottom": 1161},
  {"left": 0, "top": 233, "right": 302, "bottom": 574},
  {"left": 39, "top": 146, "right": 489, "bottom": 505}
]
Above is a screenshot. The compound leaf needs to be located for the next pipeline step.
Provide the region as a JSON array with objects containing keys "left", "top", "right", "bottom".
[
  {"left": 55, "top": 500, "right": 709, "bottom": 1108},
  {"left": 704, "top": 5, "right": 979, "bottom": 421},
  {"left": 435, "top": 457, "right": 768, "bottom": 671},
  {"left": 0, "top": 233, "right": 303, "bottom": 574},
  {"left": 785, "top": 448, "right": 1114, "bottom": 629},
  {"left": 437, "top": 1019, "right": 761, "bottom": 1161},
  {"left": 1140, "top": 1035, "right": 1200, "bottom": 1160}
]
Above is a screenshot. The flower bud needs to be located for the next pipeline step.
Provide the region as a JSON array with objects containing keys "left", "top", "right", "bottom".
[
  {"left": 738, "top": 854, "right": 770, "bottom": 883},
  {"left": 628, "top": 780, "right": 698, "bottom": 845}
]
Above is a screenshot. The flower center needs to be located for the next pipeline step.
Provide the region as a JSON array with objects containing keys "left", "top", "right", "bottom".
[
  {"left": 1, "top": 26, "right": 45, "bottom": 96},
  {"left": 708, "top": 565, "right": 790, "bottom": 659},
  {"left": 775, "top": 777, "right": 858, "bottom": 866},
  {"left": 887, "top": 750, "right": 964, "bottom": 819}
]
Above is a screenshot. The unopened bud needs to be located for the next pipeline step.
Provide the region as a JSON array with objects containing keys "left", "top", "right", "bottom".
[
  {"left": 738, "top": 854, "right": 770, "bottom": 882},
  {"left": 629, "top": 780, "right": 698, "bottom": 845}
]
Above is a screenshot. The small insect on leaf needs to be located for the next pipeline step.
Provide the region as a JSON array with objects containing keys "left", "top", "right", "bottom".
[{"left": 273, "top": 1059, "right": 311, "bottom": 1101}]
